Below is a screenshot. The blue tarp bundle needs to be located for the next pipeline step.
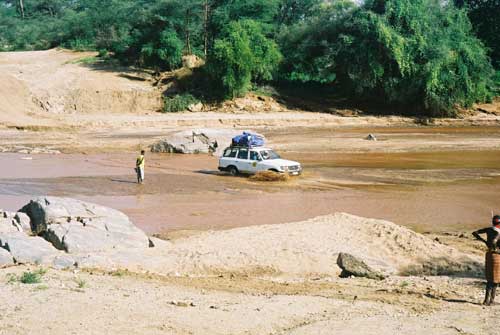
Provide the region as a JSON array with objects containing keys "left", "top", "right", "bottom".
[{"left": 232, "top": 132, "right": 265, "bottom": 147}]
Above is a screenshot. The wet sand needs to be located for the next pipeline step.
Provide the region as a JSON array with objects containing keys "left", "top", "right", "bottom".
[{"left": 1, "top": 127, "right": 500, "bottom": 235}]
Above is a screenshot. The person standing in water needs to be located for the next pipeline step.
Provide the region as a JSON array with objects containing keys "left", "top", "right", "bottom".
[
  {"left": 135, "top": 150, "right": 145, "bottom": 184},
  {"left": 473, "top": 215, "right": 500, "bottom": 305}
]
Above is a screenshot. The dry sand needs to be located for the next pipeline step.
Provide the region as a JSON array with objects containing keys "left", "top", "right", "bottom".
[
  {"left": 0, "top": 213, "right": 496, "bottom": 335},
  {"left": 0, "top": 266, "right": 497, "bottom": 335}
]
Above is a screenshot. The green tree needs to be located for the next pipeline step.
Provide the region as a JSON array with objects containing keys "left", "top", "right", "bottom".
[
  {"left": 141, "top": 29, "right": 183, "bottom": 70},
  {"left": 280, "top": 0, "right": 494, "bottom": 116},
  {"left": 207, "top": 20, "right": 282, "bottom": 98},
  {"left": 455, "top": 0, "right": 500, "bottom": 68}
]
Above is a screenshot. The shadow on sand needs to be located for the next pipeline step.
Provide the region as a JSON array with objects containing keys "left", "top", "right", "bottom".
[
  {"left": 400, "top": 256, "right": 483, "bottom": 279},
  {"left": 110, "top": 178, "right": 138, "bottom": 184}
]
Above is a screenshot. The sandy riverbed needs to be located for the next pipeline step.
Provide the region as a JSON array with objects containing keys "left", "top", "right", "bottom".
[{"left": 1, "top": 126, "right": 500, "bottom": 234}]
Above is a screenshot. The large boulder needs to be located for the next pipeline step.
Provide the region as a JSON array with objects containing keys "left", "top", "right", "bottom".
[
  {"left": 0, "top": 232, "right": 58, "bottom": 265},
  {"left": 150, "top": 129, "right": 244, "bottom": 156},
  {"left": 20, "top": 197, "right": 150, "bottom": 253},
  {"left": 337, "top": 252, "right": 386, "bottom": 280}
]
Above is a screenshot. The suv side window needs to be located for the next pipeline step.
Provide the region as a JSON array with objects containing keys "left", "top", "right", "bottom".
[
  {"left": 237, "top": 148, "right": 249, "bottom": 160},
  {"left": 224, "top": 148, "right": 238, "bottom": 158},
  {"left": 249, "top": 151, "right": 261, "bottom": 161}
]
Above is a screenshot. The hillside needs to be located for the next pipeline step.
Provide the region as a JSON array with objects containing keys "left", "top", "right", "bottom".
[{"left": 0, "top": 49, "right": 161, "bottom": 127}]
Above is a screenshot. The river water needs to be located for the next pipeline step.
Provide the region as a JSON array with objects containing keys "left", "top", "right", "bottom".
[{"left": 1, "top": 127, "right": 500, "bottom": 234}]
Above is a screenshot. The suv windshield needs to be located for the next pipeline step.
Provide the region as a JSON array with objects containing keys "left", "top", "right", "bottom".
[{"left": 260, "top": 150, "right": 280, "bottom": 160}]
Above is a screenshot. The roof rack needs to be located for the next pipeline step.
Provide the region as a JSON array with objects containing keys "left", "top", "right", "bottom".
[{"left": 227, "top": 145, "right": 265, "bottom": 149}]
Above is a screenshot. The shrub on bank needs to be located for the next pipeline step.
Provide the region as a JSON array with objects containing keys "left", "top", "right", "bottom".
[{"left": 162, "top": 94, "right": 200, "bottom": 113}]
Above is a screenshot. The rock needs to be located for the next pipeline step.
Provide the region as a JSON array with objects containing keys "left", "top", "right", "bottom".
[
  {"left": 187, "top": 102, "right": 204, "bottom": 112},
  {"left": 337, "top": 252, "right": 386, "bottom": 280},
  {"left": 14, "top": 212, "right": 32, "bottom": 232},
  {"left": 11, "top": 219, "right": 23, "bottom": 232},
  {"left": 0, "top": 232, "right": 58, "bottom": 265},
  {"left": 0, "top": 247, "right": 14, "bottom": 267},
  {"left": 0, "top": 146, "right": 61, "bottom": 154},
  {"left": 182, "top": 55, "right": 205, "bottom": 69},
  {"left": 0, "top": 218, "right": 17, "bottom": 233},
  {"left": 169, "top": 300, "right": 195, "bottom": 307},
  {"left": 148, "top": 237, "right": 171, "bottom": 248},
  {"left": 52, "top": 255, "right": 76, "bottom": 269},
  {"left": 151, "top": 136, "right": 209, "bottom": 154},
  {"left": 365, "top": 134, "right": 377, "bottom": 141},
  {"left": 150, "top": 129, "right": 245, "bottom": 156},
  {"left": 2, "top": 210, "right": 15, "bottom": 219},
  {"left": 20, "top": 197, "right": 149, "bottom": 253}
]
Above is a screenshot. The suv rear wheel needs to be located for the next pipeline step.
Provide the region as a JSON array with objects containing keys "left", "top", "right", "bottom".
[{"left": 228, "top": 166, "right": 239, "bottom": 176}]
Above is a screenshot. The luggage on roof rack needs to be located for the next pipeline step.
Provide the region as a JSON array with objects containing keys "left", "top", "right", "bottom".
[{"left": 231, "top": 132, "right": 265, "bottom": 147}]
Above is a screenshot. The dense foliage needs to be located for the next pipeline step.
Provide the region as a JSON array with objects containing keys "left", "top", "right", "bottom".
[
  {"left": 207, "top": 20, "right": 282, "bottom": 98},
  {"left": 280, "top": 0, "right": 494, "bottom": 115},
  {"left": 0, "top": 0, "right": 497, "bottom": 115},
  {"left": 455, "top": 0, "right": 500, "bottom": 68},
  {"left": 163, "top": 93, "right": 199, "bottom": 113}
]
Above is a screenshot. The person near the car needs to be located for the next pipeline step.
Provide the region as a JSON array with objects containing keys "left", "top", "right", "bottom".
[{"left": 135, "top": 150, "right": 145, "bottom": 184}]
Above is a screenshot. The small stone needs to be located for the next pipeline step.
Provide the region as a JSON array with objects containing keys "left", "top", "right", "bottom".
[
  {"left": 53, "top": 255, "right": 77, "bottom": 269},
  {"left": 337, "top": 253, "right": 386, "bottom": 280}
]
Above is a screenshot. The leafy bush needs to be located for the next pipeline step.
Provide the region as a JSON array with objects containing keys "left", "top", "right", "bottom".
[
  {"left": 207, "top": 20, "right": 282, "bottom": 99},
  {"left": 140, "top": 29, "right": 183, "bottom": 70},
  {"left": 19, "top": 269, "right": 46, "bottom": 284},
  {"left": 20, "top": 272, "right": 42, "bottom": 284},
  {"left": 280, "top": 0, "right": 494, "bottom": 116},
  {"left": 493, "top": 71, "right": 500, "bottom": 94},
  {"left": 163, "top": 94, "right": 200, "bottom": 113},
  {"left": 455, "top": 0, "right": 500, "bottom": 69}
]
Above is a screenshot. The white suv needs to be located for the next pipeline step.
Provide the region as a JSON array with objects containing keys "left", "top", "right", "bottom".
[{"left": 218, "top": 146, "right": 302, "bottom": 176}]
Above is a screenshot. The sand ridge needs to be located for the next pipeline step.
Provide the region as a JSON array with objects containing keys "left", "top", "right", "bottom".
[{"left": 60, "top": 213, "right": 481, "bottom": 280}]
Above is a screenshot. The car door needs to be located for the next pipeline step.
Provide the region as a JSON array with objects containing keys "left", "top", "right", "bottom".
[
  {"left": 219, "top": 147, "right": 238, "bottom": 169},
  {"left": 249, "top": 150, "right": 262, "bottom": 173},
  {"left": 235, "top": 148, "right": 251, "bottom": 172}
]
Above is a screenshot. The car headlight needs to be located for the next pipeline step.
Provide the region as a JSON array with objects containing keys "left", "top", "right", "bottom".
[{"left": 280, "top": 166, "right": 289, "bottom": 171}]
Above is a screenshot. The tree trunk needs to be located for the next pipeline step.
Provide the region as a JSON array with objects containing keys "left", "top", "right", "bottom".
[
  {"left": 204, "top": 0, "right": 209, "bottom": 57},
  {"left": 18, "top": 0, "right": 25, "bottom": 18},
  {"left": 185, "top": 9, "right": 192, "bottom": 55}
]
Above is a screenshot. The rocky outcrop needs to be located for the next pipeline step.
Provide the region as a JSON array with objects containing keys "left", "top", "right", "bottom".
[
  {"left": 1, "top": 210, "right": 28, "bottom": 233},
  {"left": 20, "top": 197, "right": 150, "bottom": 253},
  {"left": 337, "top": 252, "right": 386, "bottom": 280},
  {"left": 0, "top": 197, "right": 155, "bottom": 268},
  {"left": 151, "top": 129, "right": 243, "bottom": 155},
  {"left": 0, "top": 232, "right": 59, "bottom": 265}
]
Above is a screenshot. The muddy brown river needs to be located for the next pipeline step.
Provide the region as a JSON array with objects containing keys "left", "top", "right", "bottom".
[{"left": 1, "top": 127, "right": 500, "bottom": 234}]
